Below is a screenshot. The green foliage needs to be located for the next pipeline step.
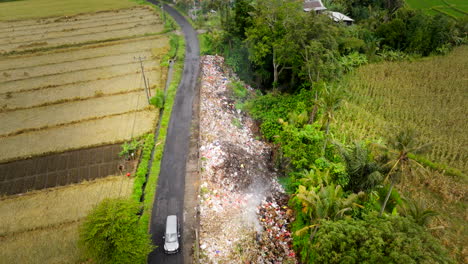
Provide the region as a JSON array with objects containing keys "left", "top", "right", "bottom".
[
  {"left": 302, "top": 213, "right": 454, "bottom": 264},
  {"left": 399, "top": 198, "right": 439, "bottom": 227},
  {"left": 376, "top": 9, "right": 459, "bottom": 55},
  {"left": 150, "top": 90, "right": 165, "bottom": 109},
  {"left": 338, "top": 142, "right": 383, "bottom": 193},
  {"left": 79, "top": 198, "right": 154, "bottom": 264},
  {"left": 228, "top": 81, "right": 248, "bottom": 101},
  {"left": 277, "top": 123, "right": 325, "bottom": 171},
  {"left": 339, "top": 52, "right": 368, "bottom": 73},
  {"left": 131, "top": 133, "right": 154, "bottom": 202},
  {"left": 291, "top": 182, "right": 363, "bottom": 224},
  {"left": 138, "top": 34, "right": 186, "bottom": 237},
  {"left": 119, "top": 138, "right": 142, "bottom": 159}
]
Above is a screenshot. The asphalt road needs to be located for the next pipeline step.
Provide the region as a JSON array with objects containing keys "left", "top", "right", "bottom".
[{"left": 146, "top": 1, "right": 199, "bottom": 264}]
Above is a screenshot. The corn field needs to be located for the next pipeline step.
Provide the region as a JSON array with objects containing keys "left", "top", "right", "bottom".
[{"left": 334, "top": 46, "right": 468, "bottom": 262}]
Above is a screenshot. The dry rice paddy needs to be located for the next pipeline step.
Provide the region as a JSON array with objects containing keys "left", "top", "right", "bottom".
[
  {"left": 0, "top": 6, "right": 170, "bottom": 163},
  {"left": 0, "top": 176, "right": 134, "bottom": 264}
]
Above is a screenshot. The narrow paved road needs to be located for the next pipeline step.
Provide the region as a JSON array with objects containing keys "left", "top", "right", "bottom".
[{"left": 146, "top": 1, "right": 199, "bottom": 264}]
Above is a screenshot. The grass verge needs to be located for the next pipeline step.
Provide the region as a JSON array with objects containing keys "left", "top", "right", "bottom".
[{"left": 138, "top": 33, "right": 185, "bottom": 237}]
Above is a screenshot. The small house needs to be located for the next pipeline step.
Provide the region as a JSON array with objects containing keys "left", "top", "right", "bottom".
[
  {"left": 303, "top": 0, "right": 327, "bottom": 14},
  {"left": 327, "top": 11, "right": 354, "bottom": 25}
]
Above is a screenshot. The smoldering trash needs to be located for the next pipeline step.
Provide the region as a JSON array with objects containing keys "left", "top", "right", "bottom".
[{"left": 198, "top": 55, "right": 297, "bottom": 264}]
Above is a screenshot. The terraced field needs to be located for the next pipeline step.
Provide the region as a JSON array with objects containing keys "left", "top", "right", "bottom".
[
  {"left": 406, "top": 0, "right": 468, "bottom": 18},
  {"left": 0, "top": 176, "right": 134, "bottom": 263},
  {"left": 0, "top": 6, "right": 169, "bottom": 164}
]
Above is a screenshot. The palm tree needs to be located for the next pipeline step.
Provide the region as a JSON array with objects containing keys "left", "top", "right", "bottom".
[
  {"left": 293, "top": 183, "right": 364, "bottom": 239},
  {"left": 400, "top": 197, "right": 439, "bottom": 227},
  {"left": 338, "top": 142, "right": 383, "bottom": 193},
  {"left": 321, "top": 85, "right": 343, "bottom": 154},
  {"left": 375, "top": 128, "right": 431, "bottom": 216}
]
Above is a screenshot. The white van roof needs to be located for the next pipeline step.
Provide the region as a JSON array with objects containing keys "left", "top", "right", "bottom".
[{"left": 166, "top": 215, "right": 177, "bottom": 233}]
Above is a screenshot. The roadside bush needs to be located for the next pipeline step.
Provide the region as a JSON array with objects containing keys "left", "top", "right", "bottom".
[
  {"left": 119, "top": 138, "right": 142, "bottom": 160},
  {"left": 150, "top": 90, "right": 165, "bottom": 109},
  {"left": 79, "top": 198, "right": 154, "bottom": 264}
]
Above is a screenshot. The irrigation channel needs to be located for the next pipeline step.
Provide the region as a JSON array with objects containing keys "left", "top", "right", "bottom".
[{"left": 146, "top": 1, "right": 200, "bottom": 263}]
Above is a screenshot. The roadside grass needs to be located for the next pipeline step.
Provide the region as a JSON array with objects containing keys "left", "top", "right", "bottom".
[
  {"left": 334, "top": 46, "right": 468, "bottom": 261},
  {"left": 0, "top": 176, "right": 134, "bottom": 263},
  {"left": 140, "top": 33, "right": 185, "bottom": 235},
  {"left": 0, "top": 0, "right": 138, "bottom": 21}
]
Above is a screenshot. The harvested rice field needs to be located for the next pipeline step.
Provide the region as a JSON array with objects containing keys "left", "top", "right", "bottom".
[
  {"left": 0, "top": 6, "right": 170, "bottom": 164},
  {"left": 0, "top": 176, "right": 134, "bottom": 264}
]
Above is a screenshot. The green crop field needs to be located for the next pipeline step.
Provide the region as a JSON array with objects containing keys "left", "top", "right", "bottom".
[
  {"left": 335, "top": 46, "right": 468, "bottom": 261},
  {"left": 0, "top": 0, "right": 138, "bottom": 21},
  {"left": 406, "top": 0, "right": 468, "bottom": 18}
]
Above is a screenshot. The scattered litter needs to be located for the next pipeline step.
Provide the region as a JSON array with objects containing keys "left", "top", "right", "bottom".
[{"left": 198, "top": 55, "right": 297, "bottom": 263}]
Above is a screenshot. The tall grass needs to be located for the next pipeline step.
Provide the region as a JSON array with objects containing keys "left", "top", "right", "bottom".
[{"left": 334, "top": 46, "right": 468, "bottom": 261}]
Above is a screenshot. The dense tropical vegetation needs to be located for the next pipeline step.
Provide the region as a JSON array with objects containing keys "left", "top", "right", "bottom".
[{"left": 191, "top": 0, "right": 467, "bottom": 262}]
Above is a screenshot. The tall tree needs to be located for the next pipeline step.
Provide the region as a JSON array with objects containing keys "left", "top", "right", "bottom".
[{"left": 245, "top": 0, "right": 302, "bottom": 86}]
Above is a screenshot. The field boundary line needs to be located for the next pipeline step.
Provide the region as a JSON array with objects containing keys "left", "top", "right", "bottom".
[
  {"left": 0, "top": 67, "right": 160, "bottom": 95},
  {"left": 0, "top": 5, "right": 152, "bottom": 24},
  {"left": 0, "top": 34, "right": 166, "bottom": 62},
  {"left": 0, "top": 32, "right": 166, "bottom": 57},
  {"left": 0, "top": 108, "right": 150, "bottom": 138},
  {"left": 0, "top": 111, "right": 157, "bottom": 164},
  {"left": 0, "top": 60, "right": 153, "bottom": 85},
  {"left": 0, "top": 12, "right": 158, "bottom": 35},
  {"left": 0, "top": 219, "right": 83, "bottom": 238},
  {"left": 4, "top": 23, "right": 162, "bottom": 48},
  {"left": 0, "top": 49, "right": 154, "bottom": 72},
  {"left": 0, "top": 88, "right": 144, "bottom": 113}
]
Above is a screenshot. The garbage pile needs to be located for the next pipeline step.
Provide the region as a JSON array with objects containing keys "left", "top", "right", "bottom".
[{"left": 198, "top": 55, "right": 297, "bottom": 264}]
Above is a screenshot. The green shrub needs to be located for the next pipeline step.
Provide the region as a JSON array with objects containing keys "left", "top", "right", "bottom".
[
  {"left": 119, "top": 138, "right": 142, "bottom": 159},
  {"left": 79, "top": 198, "right": 154, "bottom": 264},
  {"left": 228, "top": 81, "right": 248, "bottom": 101},
  {"left": 150, "top": 90, "right": 165, "bottom": 109},
  {"left": 301, "top": 213, "right": 454, "bottom": 264},
  {"left": 131, "top": 133, "right": 154, "bottom": 202}
]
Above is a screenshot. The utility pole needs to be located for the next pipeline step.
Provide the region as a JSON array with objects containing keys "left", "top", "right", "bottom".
[{"left": 135, "top": 56, "right": 150, "bottom": 104}]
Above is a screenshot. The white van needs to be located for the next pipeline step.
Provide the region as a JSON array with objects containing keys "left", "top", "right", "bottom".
[{"left": 163, "top": 215, "right": 180, "bottom": 254}]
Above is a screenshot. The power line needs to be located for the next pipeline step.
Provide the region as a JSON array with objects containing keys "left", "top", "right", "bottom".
[{"left": 135, "top": 56, "right": 151, "bottom": 105}]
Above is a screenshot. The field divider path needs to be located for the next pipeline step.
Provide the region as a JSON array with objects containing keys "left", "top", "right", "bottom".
[
  {"left": 0, "top": 5, "right": 154, "bottom": 30},
  {"left": 0, "top": 16, "right": 154, "bottom": 39},
  {"left": 0, "top": 90, "right": 149, "bottom": 136},
  {"left": 0, "top": 49, "right": 153, "bottom": 74},
  {"left": 3, "top": 24, "right": 163, "bottom": 50},
  {"left": 0, "top": 35, "right": 168, "bottom": 70},
  {"left": 0, "top": 62, "right": 160, "bottom": 94},
  {"left": 0, "top": 32, "right": 165, "bottom": 56},
  {"left": 1, "top": 51, "right": 154, "bottom": 82},
  {"left": 0, "top": 110, "right": 156, "bottom": 163},
  {"left": 0, "top": 68, "right": 158, "bottom": 96}
]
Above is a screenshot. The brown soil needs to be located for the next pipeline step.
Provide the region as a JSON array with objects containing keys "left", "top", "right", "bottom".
[{"left": 0, "top": 144, "right": 134, "bottom": 195}]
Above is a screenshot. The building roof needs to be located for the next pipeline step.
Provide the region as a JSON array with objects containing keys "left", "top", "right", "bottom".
[
  {"left": 327, "top": 11, "right": 354, "bottom": 22},
  {"left": 303, "top": 0, "right": 327, "bottom": 12}
]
